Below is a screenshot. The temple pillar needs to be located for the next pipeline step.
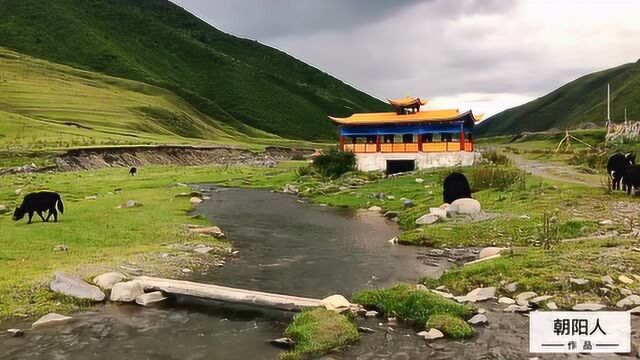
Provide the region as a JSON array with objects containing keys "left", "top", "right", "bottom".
[
  {"left": 339, "top": 135, "right": 345, "bottom": 151},
  {"left": 459, "top": 131, "right": 465, "bottom": 151},
  {"left": 418, "top": 134, "right": 423, "bottom": 152},
  {"left": 376, "top": 135, "right": 381, "bottom": 152}
]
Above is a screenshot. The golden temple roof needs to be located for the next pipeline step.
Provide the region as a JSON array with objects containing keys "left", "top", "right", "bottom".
[
  {"left": 329, "top": 109, "right": 484, "bottom": 125},
  {"left": 388, "top": 96, "right": 427, "bottom": 108}
]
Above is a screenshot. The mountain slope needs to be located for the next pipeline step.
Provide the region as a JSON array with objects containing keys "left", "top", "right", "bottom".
[
  {"left": 0, "top": 47, "right": 308, "bottom": 150},
  {"left": 477, "top": 60, "right": 640, "bottom": 136},
  {"left": 0, "top": 0, "right": 387, "bottom": 140}
]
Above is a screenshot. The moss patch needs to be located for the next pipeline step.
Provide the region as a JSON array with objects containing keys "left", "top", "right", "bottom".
[
  {"left": 280, "top": 308, "right": 358, "bottom": 360},
  {"left": 427, "top": 314, "right": 474, "bottom": 338}
]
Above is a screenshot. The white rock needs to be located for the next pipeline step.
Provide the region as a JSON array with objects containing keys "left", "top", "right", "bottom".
[
  {"left": 190, "top": 197, "right": 203, "bottom": 205},
  {"left": 599, "top": 219, "right": 613, "bottom": 225},
  {"left": 453, "top": 295, "right": 469, "bottom": 303},
  {"left": 448, "top": 198, "right": 481, "bottom": 215},
  {"left": 50, "top": 272, "right": 105, "bottom": 302},
  {"left": 617, "top": 295, "right": 640, "bottom": 308},
  {"left": 573, "top": 303, "right": 605, "bottom": 311},
  {"left": 181, "top": 268, "right": 193, "bottom": 274},
  {"left": 387, "top": 236, "right": 399, "bottom": 244},
  {"left": 416, "top": 284, "right": 428, "bottom": 291},
  {"left": 92, "top": 272, "right": 127, "bottom": 290},
  {"left": 189, "top": 226, "right": 225, "bottom": 238},
  {"left": 0, "top": 204, "right": 9, "bottom": 214},
  {"left": 135, "top": 291, "right": 168, "bottom": 306},
  {"left": 365, "top": 310, "right": 379, "bottom": 317},
  {"left": 530, "top": 295, "right": 553, "bottom": 306},
  {"left": 422, "top": 328, "right": 444, "bottom": 340},
  {"left": 322, "top": 294, "right": 351, "bottom": 311},
  {"left": 619, "top": 275, "right": 635, "bottom": 284},
  {"left": 601, "top": 275, "right": 614, "bottom": 285},
  {"left": 415, "top": 214, "right": 440, "bottom": 225},
  {"left": 415, "top": 178, "right": 424, "bottom": 183},
  {"left": 479, "top": 247, "right": 507, "bottom": 259},
  {"left": 368, "top": 206, "right": 382, "bottom": 212},
  {"left": 7, "top": 329, "right": 24, "bottom": 337},
  {"left": 466, "top": 287, "right": 496, "bottom": 302},
  {"left": 503, "top": 304, "right": 530, "bottom": 313},
  {"left": 468, "top": 314, "right": 489, "bottom": 325},
  {"left": 505, "top": 282, "right": 518, "bottom": 293},
  {"left": 84, "top": 195, "right": 97, "bottom": 200},
  {"left": 32, "top": 313, "right": 72, "bottom": 329},
  {"left": 15, "top": 188, "right": 22, "bottom": 196},
  {"left": 516, "top": 291, "right": 538, "bottom": 306},
  {"left": 193, "top": 246, "right": 214, "bottom": 254},
  {"left": 570, "top": 278, "right": 589, "bottom": 286},
  {"left": 430, "top": 290, "right": 455, "bottom": 299},
  {"left": 546, "top": 301, "right": 558, "bottom": 310},
  {"left": 110, "top": 281, "right": 144, "bottom": 302},
  {"left": 498, "top": 297, "right": 516, "bottom": 305}
]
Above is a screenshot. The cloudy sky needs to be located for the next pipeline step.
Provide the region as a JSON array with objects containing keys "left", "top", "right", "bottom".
[{"left": 172, "top": 0, "right": 640, "bottom": 118}]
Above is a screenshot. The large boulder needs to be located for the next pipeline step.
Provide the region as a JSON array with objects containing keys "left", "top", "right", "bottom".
[
  {"left": 448, "top": 198, "right": 481, "bottom": 215},
  {"left": 479, "top": 247, "right": 507, "bottom": 259},
  {"left": 466, "top": 287, "right": 496, "bottom": 302},
  {"left": 93, "top": 272, "right": 127, "bottom": 290},
  {"left": 32, "top": 313, "right": 72, "bottom": 329},
  {"left": 50, "top": 272, "right": 105, "bottom": 302},
  {"left": 110, "top": 281, "right": 145, "bottom": 302},
  {"left": 516, "top": 291, "right": 538, "bottom": 307},
  {"left": 322, "top": 294, "right": 351, "bottom": 311},
  {"left": 135, "top": 291, "right": 169, "bottom": 306}
]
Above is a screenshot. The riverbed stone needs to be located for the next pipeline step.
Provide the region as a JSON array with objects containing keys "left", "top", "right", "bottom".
[
  {"left": 516, "top": 291, "right": 538, "bottom": 306},
  {"left": 283, "top": 184, "right": 299, "bottom": 194},
  {"left": 368, "top": 206, "right": 382, "bottom": 212},
  {"left": 358, "top": 326, "right": 376, "bottom": 333},
  {"left": 415, "top": 213, "right": 439, "bottom": 225},
  {"left": 468, "top": 314, "right": 489, "bottom": 326},
  {"left": 110, "top": 281, "right": 144, "bottom": 302},
  {"left": 50, "top": 272, "right": 105, "bottom": 302},
  {"left": 617, "top": 295, "right": 640, "bottom": 308},
  {"left": 7, "top": 328, "right": 24, "bottom": 337},
  {"left": 189, "top": 226, "right": 225, "bottom": 238},
  {"left": 530, "top": 295, "right": 553, "bottom": 306},
  {"left": 430, "top": 289, "right": 454, "bottom": 299},
  {"left": 270, "top": 337, "right": 295, "bottom": 349},
  {"left": 503, "top": 304, "right": 530, "bottom": 313},
  {"left": 498, "top": 297, "right": 516, "bottom": 305},
  {"left": 365, "top": 310, "right": 379, "bottom": 317},
  {"left": 448, "top": 198, "right": 481, "bottom": 215},
  {"left": 573, "top": 303, "right": 605, "bottom": 311},
  {"left": 421, "top": 328, "right": 444, "bottom": 340},
  {"left": 479, "top": 247, "right": 506, "bottom": 259},
  {"left": 384, "top": 211, "right": 400, "bottom": 220},
  {"left": 619, "top": 275, "right": 635, "bottom": 284},
  {"left": 32, "top": 313, "right": 72, "bottom": 329},
  {"left": 189, "top": 197, "right": 203, "bottom": 205},
  {"left": 466, "top": 287, "right": 496, "bottom": 302},
  {"left": 135, "top": 291, "right": 168, "bottom": 306},
  {"left": 92, "top": 272, "right": 127, "bottom": 290},
  {"left": 453, "top": 295, "right": 469, "bottom": 303},
  {"left": 322, "top": 294, "right": 351, "bottom": 311}
]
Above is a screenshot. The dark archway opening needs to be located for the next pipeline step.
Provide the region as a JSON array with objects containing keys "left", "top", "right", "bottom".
[{"left": 386, "top": 160, "right": 415, "bottom": 175}]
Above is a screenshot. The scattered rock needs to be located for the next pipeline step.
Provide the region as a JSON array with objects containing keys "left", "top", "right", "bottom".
[
  {"left": 453, "top": 295, "right": 469, "bottom": 303},
  {"left": 7, "top": 329, "right": 24, "bottom": 337},
  {"left": 466, "top": 287, "right": 496, "bottom": 302},
  {"left": 387, "top": 236, "right": 399, "bottom": 244},
  {"left": 505, "top": 282, "right": 518, "bottom": 293},
  {"left": 415, "top": 178, "right": 424, "bottom": 183},
  {"left": 386, "top": 195, "right": 396, "bottom": 200},
  {"left": 15, "top": 188, "right": 22, "bottom": 196},
  {"left": 384, "top": 211, "right": 400, "bottom": 220},
  {"left": 430, "top": 290, "right": 455, "bottom": 299},
  {"left": 617, "top": 295, "right": 640, "bottom": 308},
  {"left": 181, "top": 268, "right": 193, "bottom": 274},
  {"left": 503, "top": 304, "right": 530, "bottom": 313},
  {"left": 189, "top": 197, "right": 203, "bottom": 205},
  {"left": 602, "top": 275, "right": 614, "bottom": 285},
  {"left": 50, "top": 272, "right": 105, "bottom": 302},
  {"left": 358, "top": 326, "right": 376, "bottom": 333},
  {"left": 546, "top": 301, "right": 558, "bottom": 310},
  {"left": 498, "top": 297, "right": 516, "bottom": 305},
  {"left": 32, "top": 313, "right": 72, "bottom": 329},
  {"left": 270, "top": 337, "right": 295, "bottom": 349},
  {"left": 402, "top": 199, "right": 415, "bottom": 209},
  {"left": 415, "top": 214, "right": 439, "bottom": 225},
  {"left": 530, "top": 295, "right": 553, "bottom": 306},
  {"left": 322, "top": 294, "right": 351, "bottom": 311},
  {"left": 599, "top": 219, "right": 613, "bottom": 225},
  {"left": 193, "top": 246, "right": 215, "bottom": 254},
  {"left": 619, "top": 275, "right": 635, "bottom": 284},
  {"left": 621, "top": 288, "right": 633, "bottom": 296},
  {"left": 118, "top": 200, "right": 139, "bottom": 209},
  {"left": 573, "top": 303, "right": 605, "bottom": 311},
  {"left": 92, "top": 272, "right": 127, "bottom": 290},
  {"left": 516, "top": 291, "right": 538, "bottom": 307},
  {"left": 52, "top": 244, "right": 69, "bottom": 252},
  {"left": 110, "top": 281, "right": 144, "bottom": 302},
  {"left": 188, "top": 226, "right": 225, "bottom": 238},
  {"left": 429, "top": 207, "right": 448, "bottom": 219},
  {"left": 468, "top": 314, "right": 489, "bottom": 326},
  {"left": 84, "top": 195, "right": 97, "bottom": 200},
  {"left": 478, "top": 247, "right": 507, "bottom": 259},
  {"left": 570, "top": 278, "right": 589, "bottom": 287},
  {"left": 628, "top": 306, "right": 640, "bottom": 315},
  {"left": 368, "top": 206, "right": 382, "bottom": 212},
  {"left": 365, "top": 311, "right": 379, "bottom": 318},
  {"left": 421, "top": 328, "right": 444, "bottom": 340},
  {"left": 0, "top": 205, "right": 9, "bottom": 214},
  {"left": 448, "top": 198, "right": 481, "bottom": 215},
  {"left": 283, "top": 184, "right": 299, "bottom": 195},
  {"left": 135, "top": 291, "right": 169, "bottom": 306}
]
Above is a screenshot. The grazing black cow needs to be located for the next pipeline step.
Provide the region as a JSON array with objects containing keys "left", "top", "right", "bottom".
[
  {"left": 13, "top": 191, "right": 64, "bottom": 224},
  {"left": 607, "top": 153, "right": 636, "bottom": 190},
  {"left": 129, "top": 167, "right": 137, "bottom": 176},
  {"left": 443, "top": 172, "right": 472, "bottom": 204},
  {"left": 623, "top": 165, "right": 640, "bottom": 196}
]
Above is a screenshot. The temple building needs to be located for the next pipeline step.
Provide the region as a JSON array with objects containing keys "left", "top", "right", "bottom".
[{"left": 329, "top": 97, "right": 482, "bottom": 173}]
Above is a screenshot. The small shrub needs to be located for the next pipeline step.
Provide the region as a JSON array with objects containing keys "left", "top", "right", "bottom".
[
  {"left": 481, "top": 149, "right": 512, "bottom": 165},
  {"left": 469, "top": 167, "right": 526, "bottom": 192},
  {"left": 296, "top": 165, "right": 314, "bottom": 178},
  {"left": 534, "top": 210, "right": 560, "bottom": 250},
  {"left": 311, "top": 148, "right": 356, "bottom": 179},
  {"left": 426, "top": 314, "right": 474, "bottom": 338}
]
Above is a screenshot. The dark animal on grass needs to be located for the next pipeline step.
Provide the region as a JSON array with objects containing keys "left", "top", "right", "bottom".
[
  {"left": 129, "top": 167, "right": 137, "bottom": 176},
  {"left": 623, "top": 165, "right": 640, "bottom": 196},
  {"left": 13, "top": 191, "right": 64, "bottom": 224},
  {"left": 443, "top": 172, "right": 472, "bottom": 204},
  {"left": 607, "top": 153, "right": 635, "bottom": 191}
]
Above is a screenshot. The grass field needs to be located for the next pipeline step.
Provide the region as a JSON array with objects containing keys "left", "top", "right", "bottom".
[{"left": 0, "top": 47, "right": 322, "bottom": 152}]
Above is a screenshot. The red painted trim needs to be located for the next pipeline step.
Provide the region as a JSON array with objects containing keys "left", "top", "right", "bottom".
[
  {"left": 339, "top": 135, "right": 344, "bottom": 151},
  {"left": 417, "top": 134, "right": 423, "bottom": 152}
]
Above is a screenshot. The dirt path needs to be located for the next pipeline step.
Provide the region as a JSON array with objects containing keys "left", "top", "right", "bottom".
[{"left": 508, "top": 154, "right": 602, "bottom": 187}]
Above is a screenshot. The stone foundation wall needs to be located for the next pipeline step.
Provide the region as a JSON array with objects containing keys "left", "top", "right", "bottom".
[{"left": 355, "top": 152, "right": 481, "bottom": 172}]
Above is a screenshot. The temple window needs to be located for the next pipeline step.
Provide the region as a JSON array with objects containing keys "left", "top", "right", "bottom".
[
  {"left": 383, "top": 135, "right": 394, "bottom": 143},
  {"left": 402, "top": 134, "right": 414, "bottom": 143}
]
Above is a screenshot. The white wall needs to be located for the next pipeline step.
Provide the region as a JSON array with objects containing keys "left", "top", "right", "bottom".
[{"left": 355, "top": 152, "right": 480, "bottom": 172}]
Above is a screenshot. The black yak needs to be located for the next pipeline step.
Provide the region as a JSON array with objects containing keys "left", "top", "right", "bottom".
[
  {"left": 129, "top": 167, "right": 137, "bottom": 176},
  {"left": 607, "top": 153, "right": 635, "bottom": 191},
  {"left": 443, "top": 172, "right": 472, "bottom": 204},
  {"left": 623, "top": 165, "right": 640, "bottom": 196},
  {"left": 13, "top": 191, "right": 64, "bottom": 224}
]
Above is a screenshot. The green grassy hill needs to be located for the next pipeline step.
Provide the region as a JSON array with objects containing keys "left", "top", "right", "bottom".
[
  {"left": 478, "top": 60, "right": 640, "bottom": 136},
  {"left": 0, "top": 47, "right": 315, "bottom": 151},
  {"left": 0, "top": 0, "right": 387, "bottom": 141}
]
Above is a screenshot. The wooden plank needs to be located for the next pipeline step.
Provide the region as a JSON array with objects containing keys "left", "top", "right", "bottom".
[{"left": 135, "top": 276, "right": 325, "bottom": 312}]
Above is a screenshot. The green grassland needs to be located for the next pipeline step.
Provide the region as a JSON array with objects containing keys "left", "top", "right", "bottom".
[
  {"left": 0, "top": 0, "right": 388, "bottom": 140},
  {"left": 478, "top": 59, "right": 640, "bottom": 136},
  {"left": 0, "top": 47, "right": 322, "bottom": 152}
]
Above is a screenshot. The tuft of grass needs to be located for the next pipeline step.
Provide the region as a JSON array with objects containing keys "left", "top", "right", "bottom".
[
  {"left": 280, "top": 308, "right": 358, "bottom": 360},
  {"left": 426, "top": 314, "right": 474, "bottom": 338},
  {"left": 352, "top": 284, "right": 473, "bottom": 332}
]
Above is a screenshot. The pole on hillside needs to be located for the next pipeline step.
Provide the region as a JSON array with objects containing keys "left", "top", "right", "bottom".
[{"left": 607, "top": 83, "right": 611, "bottom": 122}]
